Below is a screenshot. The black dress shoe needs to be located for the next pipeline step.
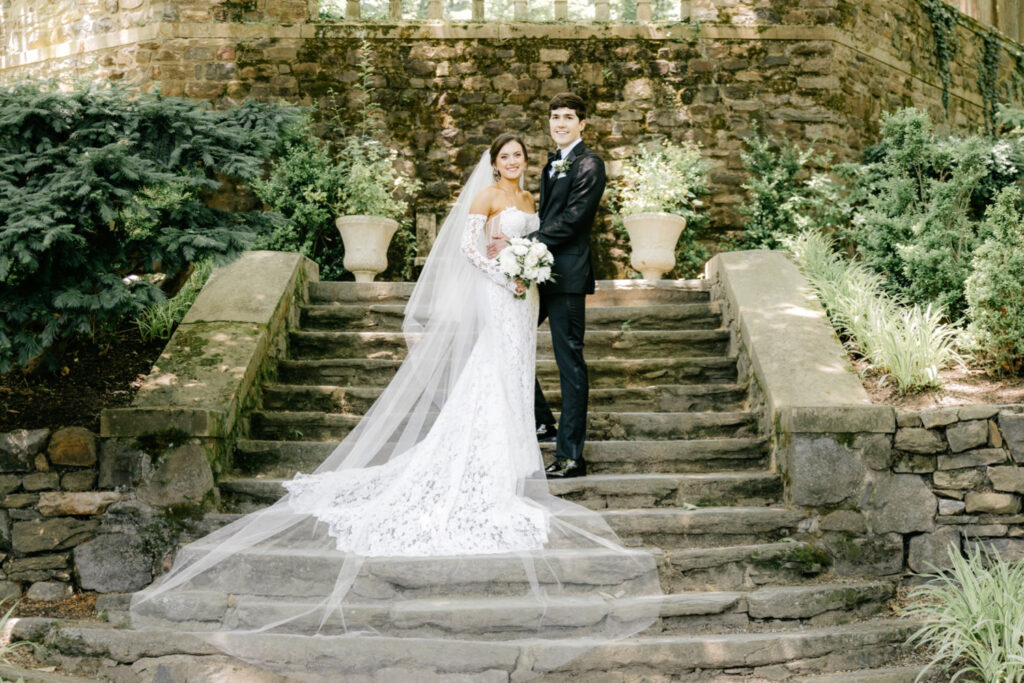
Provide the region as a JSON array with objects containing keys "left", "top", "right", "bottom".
[
  {"left": 546, "top": 458, "right": 586, "bottom": 479},
  {"left": 536, "top": 424, "right": 558, "bottom": 443}
]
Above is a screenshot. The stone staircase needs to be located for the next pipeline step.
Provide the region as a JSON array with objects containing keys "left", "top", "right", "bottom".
[{"left": 24, "top": 280, "right": 920, "bottom": 682}]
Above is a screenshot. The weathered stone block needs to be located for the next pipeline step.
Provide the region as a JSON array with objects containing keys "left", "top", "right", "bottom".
[
  {"left": 819, "top": 510, "right": 866, "bottom": 533},
  {"left": 894, "top": 428, "right": 944, "bottom": 454},
  {"left": 959, "top": 406, "right": 999, "bottom": 421},
  {"left": 946, "top": 421, "right": 989, "bottom": 453},
  {"left": 0, "top": 475, "right": 20, "bottom": 496},
  {"left": 939, "top": 499, "right": 966, "bottom": 516},
  {"left": 932, "top": 469, "right": 985, "bottom": 490},
  {"left": 5, "top": 553, "right": 70, "bottom": 582},
  {"left": 37, "top": 492, "right": 123, "bottom": 517},
  {"left": 74, "top": 531, "right": 153, "bottom": 593},
  {"left": 908, "top": 527, "right": 961, "bottom": 573},
  {"left": 99, "top": 441, "right": 152, "bottom": 489},
  {"left": 22, "top": 472, "right": 60, "bottom": 492},
  {"left": 137, "top": 443, "right": 215, "bottom": 508},
  {"left": 896, "top": 411, "right": 922, "bottom": 428},
  {"left": 854, "top": 434, "right": 893, "bottom": 470},
  {"left": 824, "top": 532, "right": 903, "bottom": 576},
  {"left": 0, "top": 429, "right": 49, "bottom": 472},
  {"left": 61, "top": 470, "right": 97, "bottom": 492},
  {"left": 998, "top": 411, "right": 1024, "bottom": 463},
  {"left": 938, "top": 448, "right": 1008, "bottom": 470},
  {"left": 988, "top": 466, "right": 1024, "bottom": 494},
  {"left": 26, "top": 581, "right": 71, "bottom": 602},
  {"left": 920, "top": 407, "right": 959, "bottom": 429},
  {"left": 785, "top": 435, "right": 865, "bottom": 506},
  {"left": 866, "top": 474, "right": 936, "bottom": 534},
  {"left": 539, "top": 48, "right": 569, "bottom": 63},
  {"left": 965, "top": 537, "right": 1024, "bottom": 563},
  {"left": 892, "top": 454, "right": 936, "bottom": 473},
  {"left": 965, "top": 492, "right": 1021, "bottom": 515},
  {"left": 12, "top": 518, "right": 100, "bottom": 554},
  {"left": 47, "top": 426, "right": 97, "bottom": 467}
]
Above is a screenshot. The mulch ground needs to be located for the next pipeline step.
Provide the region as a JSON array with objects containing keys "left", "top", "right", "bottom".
[
  {"left": 854, "top": 358, "right": 1024, "bottom": 409},
  {"left": 0, "top": 327, "right": 165, "bottom": 433}
]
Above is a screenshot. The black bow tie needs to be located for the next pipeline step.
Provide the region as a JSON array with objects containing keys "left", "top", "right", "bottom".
[{"left": 548, "top": 151, "right": 560, "bottom": 162}]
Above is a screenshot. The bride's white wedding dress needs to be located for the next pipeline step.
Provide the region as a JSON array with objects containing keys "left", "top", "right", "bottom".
[{"left": 283, "top": 207, "right": 548, "bottom": 557}]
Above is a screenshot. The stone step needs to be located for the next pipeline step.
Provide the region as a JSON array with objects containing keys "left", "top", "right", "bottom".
[
  {"left": 231, "top": 437, "right": 770, "bottom": 479},
  {"left": 276, "top": 355, "right": 739, "bottom": 388},
  {"left": 287, "top": 328, "right": 731, "bottom": 361},
  {"left": 219, "top": 472, "right": 783, "bottom": 510},
  {"left": 592, "top": 506, "right": 807, "bottom": 548},
  {"left": 662, "top": 541, "right": 835, "bottom": 592},
  {"left": 260, "top": 382, "right": 748, "bottom": 415},
  {"left": 299, "top": 302, "right": 722, "bottom": 331},
  {"left": 793, "top": 666, "right": 929, "bottom": 683},
  {"left": 24, "top": 619, "right": 917, "bottom": 680},
  {"left": 123, "top": 580, "right": 893, "bottom": 638},
  {"left": 249, "top": 409, "right": 757, "bottom": 442},
  {"left": 307, "top": 279, "right": 712, "bottom": 307}
]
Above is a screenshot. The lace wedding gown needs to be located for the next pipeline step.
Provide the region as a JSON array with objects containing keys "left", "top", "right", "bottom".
[{"left": 282, "top": 207, "right": 548, "bottom": 556}]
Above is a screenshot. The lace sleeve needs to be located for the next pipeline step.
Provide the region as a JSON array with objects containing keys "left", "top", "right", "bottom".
[{"left": 461, "top": 213, "right": 518, "bottom": 294}]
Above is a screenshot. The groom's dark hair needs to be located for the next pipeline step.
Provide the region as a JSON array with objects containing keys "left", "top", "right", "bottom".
[{"left": 549, "top": 92, "right": 587, "bottom": 120}]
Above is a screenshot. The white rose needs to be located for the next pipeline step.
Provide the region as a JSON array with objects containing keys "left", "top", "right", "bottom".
[
  {"left": 523, "top": 266, "right": 540, "bottom": 281},
  {"left": 524, "top": 253, "right": 539, "bottom": 268},
  {"left": 512, "top": 243, "right": 529, "bottom": 256},
  {"left": 537, "top": 266, "right": 552, "bottom": 282}
]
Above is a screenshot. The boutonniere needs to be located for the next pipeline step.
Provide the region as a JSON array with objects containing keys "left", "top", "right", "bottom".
[{"left": 551, "top": 157, "right": 574, "bottom": 175}]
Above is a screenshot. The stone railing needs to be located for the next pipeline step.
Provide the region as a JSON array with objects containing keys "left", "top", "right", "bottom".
[
  {"left": 707, "top": 250, "right": 1024, "bottom": 578},
  {"left": 327, "top": 0, "right": 692, "bottom": 22}
]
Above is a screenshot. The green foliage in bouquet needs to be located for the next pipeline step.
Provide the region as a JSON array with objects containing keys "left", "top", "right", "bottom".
[
  {"left": 846, "top": 108, "right": 1024, "bottom": 320},
  {"left": 611, "top": 140, "right": 712, "bottom": 277},
  {"left": 0, "top": 79, "right": 299, "bottom": 371},
  {"left": 732, "top": 132, "right": 851, "bottom": 251},
  {"left": 964, "top": 187, "right": 1024, "bottom": 374}
]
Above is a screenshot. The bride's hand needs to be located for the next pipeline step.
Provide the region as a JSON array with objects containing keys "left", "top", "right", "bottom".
[
  {"left": 514, "top": 279, "right": 527, "bottom": 297},
  {"left": 486, "top": 232, "right": 509, "bottom": 259}
]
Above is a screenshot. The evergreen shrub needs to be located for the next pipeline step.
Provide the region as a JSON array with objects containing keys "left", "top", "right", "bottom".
[
  {"left": 964, "top": 187, "right": 1024, "bottom": 374},
  {"left": 0, "top": 79, "right": 299, "bottom": 371}
]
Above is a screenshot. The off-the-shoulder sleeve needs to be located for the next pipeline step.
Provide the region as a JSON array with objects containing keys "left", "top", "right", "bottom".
[{"left": 461, "top": 213, "right": 518, "bottom": 294}]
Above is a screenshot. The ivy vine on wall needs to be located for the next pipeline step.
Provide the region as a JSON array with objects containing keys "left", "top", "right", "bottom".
[
  {"left": 919, "top": 0, "right": 959, "bottom": 112},
  {"left": 976, "top": 30, "right": 1001, "bottom": 134}
]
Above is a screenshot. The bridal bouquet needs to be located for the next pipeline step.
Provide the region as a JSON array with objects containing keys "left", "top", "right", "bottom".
[{"left": 497, "top": 238, "right": 554, "bottom": 299}]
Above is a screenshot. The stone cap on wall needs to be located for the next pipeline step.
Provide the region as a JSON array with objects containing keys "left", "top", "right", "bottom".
[
  {"left": 101, "top": 251, "right": 318, "bottom": 440},
  {"left": 706, "top": 250, "right": 894, "bottom": 435}
]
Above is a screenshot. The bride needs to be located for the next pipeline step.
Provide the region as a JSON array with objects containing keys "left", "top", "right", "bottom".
[{"left": 130, "top": 133, "right": 662, "bottom": 679}]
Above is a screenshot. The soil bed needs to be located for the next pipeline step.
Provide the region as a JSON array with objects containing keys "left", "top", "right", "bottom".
[
  {"left": 854, "top": 359, "right": 1024, "bottom": 410},
  {"left": 0, "top": 328, "right": 164, "bottom": 433}
]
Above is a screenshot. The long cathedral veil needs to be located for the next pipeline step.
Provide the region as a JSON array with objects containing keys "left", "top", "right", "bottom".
[{"left": 129, "top": 152, "right": 664, "bottom": 680}]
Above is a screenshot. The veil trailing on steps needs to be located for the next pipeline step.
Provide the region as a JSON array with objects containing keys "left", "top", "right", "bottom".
[{"left": 129, "top": 152, "right": 664, "bottom": 680}]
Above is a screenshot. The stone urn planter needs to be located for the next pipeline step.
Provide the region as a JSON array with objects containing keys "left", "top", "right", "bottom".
[
  {"left": 622, "top": 212, "right": 686, "bottom": 280},
  {"left": 336, "top": 215, "right": 399, "bottom": 283}
]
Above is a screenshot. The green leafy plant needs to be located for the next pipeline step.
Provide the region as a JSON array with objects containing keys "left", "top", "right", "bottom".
[
  {"left": 919, "top": 0, "right": 960, "bottom": 111},
  {"left": 251, "top": 119, "right": 350, "bottom": 280},
  {"left": 610, "top": 140, "right": 712, "bottom": 277},
  {"left": 134, "top": 260, "right": 215, "bottom": 341},
  {"left": 846, "top": 108, "right": 1024, "bottom": 321},
  {"left": 0, "top": 79, "right": 299, "bottom": 371},
  {"left": 787, "top": 229, "right": 962, "bottom": 392},
  {"left": 964, "top": 187, "right": 1024, "bottom": 374},
  {"left": 732, "top": 132, "right": 850, "bottom": 251},
  {"left": 904, "top": 543, "right": 1024, "bottom": 682}
]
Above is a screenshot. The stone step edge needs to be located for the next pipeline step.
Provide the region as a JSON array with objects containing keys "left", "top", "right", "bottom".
[
  {"left": 95, "top": 580, "right": 895, "bottom": 625},
  {"left": 260, "top": 382, "right": 749, "bottom": 396},
  {"left": 792, "top": 664, "right": 929, "bottom": 683},
  {"left": 15, "top": 618, "right": 918, "bottom": 670},
  {"left": 276, "top": 354, "right": 740, "bottom": 368}
]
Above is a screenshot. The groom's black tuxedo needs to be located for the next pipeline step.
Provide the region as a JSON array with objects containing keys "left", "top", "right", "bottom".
[{"left": 528, "top": 141, "right": 606, "bottom": 469}]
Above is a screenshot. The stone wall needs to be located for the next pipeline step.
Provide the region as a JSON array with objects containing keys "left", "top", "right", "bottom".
[{"left": 2, "top": 0, "right": 1023, "bottom": 275}]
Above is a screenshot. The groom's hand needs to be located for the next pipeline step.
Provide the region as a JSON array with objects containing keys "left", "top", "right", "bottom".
[{"left": 486, "top": 237, "right": 508, "bottom": 259}]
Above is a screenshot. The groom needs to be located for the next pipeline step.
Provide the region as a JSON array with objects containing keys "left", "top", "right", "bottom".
[{"left": 508, "top": 92, "right": 604, "bottom": 479}]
